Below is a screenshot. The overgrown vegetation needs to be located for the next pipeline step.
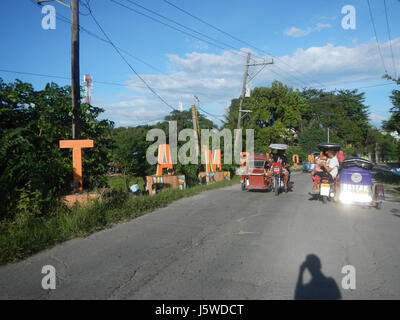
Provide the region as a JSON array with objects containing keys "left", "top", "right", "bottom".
[{"left": 0, "top": 79, "right": 113, "bottom": 221}]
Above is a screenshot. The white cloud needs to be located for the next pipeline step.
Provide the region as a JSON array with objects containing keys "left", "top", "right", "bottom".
[
  {"left": 101, "top": 97, "right": 170, "bottom": 126},
  {"left": 284, "top": 23, "right": 331, "bottom": 38},
  {"left": 103, "top": 38, "right": 400, "bottom": 127},
  {"left": 314, "top": 15, "right": 337, "bottom": 22},
  {"left": 278, "top": 39, "right": 400, "bottom": 80},
  {"left": 315, "top": 23, "right": 331, "bottom": 31},
  {"left": 369, "top": 112, "right": 389, "bottom": 128},
  {"left": 284, "top": 26, "right": 312, "bottom": 38}
]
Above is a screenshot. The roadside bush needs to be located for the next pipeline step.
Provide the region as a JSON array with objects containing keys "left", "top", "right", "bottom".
[{"left": 0, "top": 79, "right": 113, "bottom": 221}]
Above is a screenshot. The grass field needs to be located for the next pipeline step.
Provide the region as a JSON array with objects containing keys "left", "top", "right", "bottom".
[{"left": 0, "top": 176, "right": 239, "bottom": 266}]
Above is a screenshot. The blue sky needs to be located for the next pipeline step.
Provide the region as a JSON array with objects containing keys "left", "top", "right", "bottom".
[{"left": 1, "top": 0, "right": 399, "bottom": 128}]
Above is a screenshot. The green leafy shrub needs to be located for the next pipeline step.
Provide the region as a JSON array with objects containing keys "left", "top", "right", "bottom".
[{"left": 0, "top": 79, "right": 113, "bottom": 221}]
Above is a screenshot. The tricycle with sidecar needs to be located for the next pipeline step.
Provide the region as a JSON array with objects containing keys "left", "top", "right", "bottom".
[
  {"left": 338, "top": 157, "right": 384, "bottom": 209},
  {"left": 241, "top": 154, "right": 269, "bottom": 191}
]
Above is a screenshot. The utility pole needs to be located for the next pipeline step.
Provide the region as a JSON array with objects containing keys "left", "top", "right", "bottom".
[
  {"left": 236, "top": 53, "right": 251, "bottom": 131},
  {"left": 37, "top": 0, "right": 80, "bottom": 139},
  {"left": 234, "top": 53, "right": 273, "bottom": 155},
  {"left": 327, "top": 128, "right": 330, "bottom": 143},
  {"left": 71, "top": 0, "right": 80, "bottom": 139},
  {"left": 192, "top": 96, "right": 200, "bottom": 151},
  {"left": 192, "top": 96, "right": 200, "bottom": 139}
]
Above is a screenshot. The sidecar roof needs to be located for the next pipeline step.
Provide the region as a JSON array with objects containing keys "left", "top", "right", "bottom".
[
  {"left": 317, "top": 143, "right": 341, "bottom": 151},
  {"left": 269, "top": 144, "right": 289, "bottom": 150}
]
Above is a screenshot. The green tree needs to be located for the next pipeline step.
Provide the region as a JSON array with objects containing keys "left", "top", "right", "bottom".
[
  {"left": 378, "top": 133, "right": 398, "bottom": 162},
  {"left": 0, "top": 78, "right": 113, "bottom": 220},
  {"left": 382, "top": 76, "right": 400, "bottom": 135},
  {"left": 111, "top": 126, "right": 154, "bottom": 177},
  {"left": 298, "top": 128, "right": 326, "bottom": 155}
]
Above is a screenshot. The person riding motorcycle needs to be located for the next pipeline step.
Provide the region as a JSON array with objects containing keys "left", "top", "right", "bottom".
[
  {"left": 310, "top": 152, "right": 327, "bottom": 191},
  {"left": 266, "top": 149, "right": 290, "bottom": 192},
  {"left": 309, "top": 149, "right": 339, "bottom": 195}
]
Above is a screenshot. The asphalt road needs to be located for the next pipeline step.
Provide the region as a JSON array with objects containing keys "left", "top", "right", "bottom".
[{"left": 1, "top": 172, "right": 400, "bottom": 299}]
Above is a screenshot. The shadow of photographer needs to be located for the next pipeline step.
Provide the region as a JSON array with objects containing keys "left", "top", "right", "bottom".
[{"left": 294, "top": 254, "right": 342, "bottom": 300}]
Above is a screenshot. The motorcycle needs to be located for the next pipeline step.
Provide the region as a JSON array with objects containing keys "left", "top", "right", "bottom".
[
  {"left": 271, "top": 162, "right": 286, "bottom": 196},
  {"left": 268, "top": 143, "right": 290, "bottom": 196},
  {"left": 312, "top": 174, "right": 336, "bottom": 204},
  {"left": 311, "top": 143, "right": 341, "bottom": 204}
]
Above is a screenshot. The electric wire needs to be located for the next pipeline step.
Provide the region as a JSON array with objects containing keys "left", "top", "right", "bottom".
[
  {"left": 122, "top": 0, "right": 256, "bottom": 62},
  {"left": 110, "top": 0, "right": 252, "bottom": 62},
  {"left": 28, "top": 0, "right": 165, "bottom": 74},
  {"left": 1, "top": 69, "right": 394, "bottom": 95},
  {"left": 86, "top": 7, "right": 178, "bottom": 111},
  {"left": 383, "top": 0, "right": 397, "bottom": 78},
  {"left": 367, "top": 0, "right": 388, "bottom": 74},
  {"left": 162, "top": 0, "right": 329, "bottom": 88}
]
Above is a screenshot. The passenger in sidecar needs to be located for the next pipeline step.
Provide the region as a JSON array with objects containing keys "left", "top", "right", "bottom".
[{"left": 310, "top": 149, "right": 339, "bottom": 195}]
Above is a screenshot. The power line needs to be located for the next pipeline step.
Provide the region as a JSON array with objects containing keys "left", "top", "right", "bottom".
[
  {"left": 86, "top": 6, "right": 177, "bottom": 112},
  {"left": 1, "top": 68, "right": 394, "bottom": 95},
  {"left": 194, "top": 96, "right": 225, "bottom": 124},
  {"left": 27, "top": 0, "right": 165, "bottom": 74},
  {"left": 0, "top": 68, "right": 141, "bottom": 90},
  {"left": 161, "top": 0, "right": 268, "bottom": 60},
  {"left": 0, "top": 69, "right": 71, "bottom": 81},
  {"left": 27, "top": 0, "right": 324, "bottom": 104},
  {"left": 162, "top": 0, "right": 328, "bottom": 88},
  {"left": 270, "top": 64, "right": 309, "bottom": 88},
  {"left": 125, "top": 117, "right": 166, "bottom": 124},
  {"left": 58, "top": 13, "right": 166, "bottom": 74},
  {"left": 367, "top": 0, "right": 388, "bottom": 74},
  {"left": 79, "top": 0, "right": 92, "bottom": 16},
  {"left": 109, "top": 0, "right": 228, "bottom": 52},
  {"left": 109, "top": 0, "right": 259, "bottom": 63},
  {"left": 30, "top": 0, "right": 321, "bottom": 90},
  {"left": 0, "top": 68, "right": 222, "bottom": 98},
  {"left": 383, "top": 0, "right": 397, "bottom": 78},
  {"left": 122, "top": 0, "right": 255, "bottom": 62},
  {"left": 247, "top": 64, "right": 269, "bottom": 84},
  {"left": 197, "top": 105, "right": 225, "bottom": 119},
  {"left": 2, "top": 68, "right": 393, "bottom": 125},
  {"left": 197, "top": 105, "right": 225, "bottom": 124}
]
